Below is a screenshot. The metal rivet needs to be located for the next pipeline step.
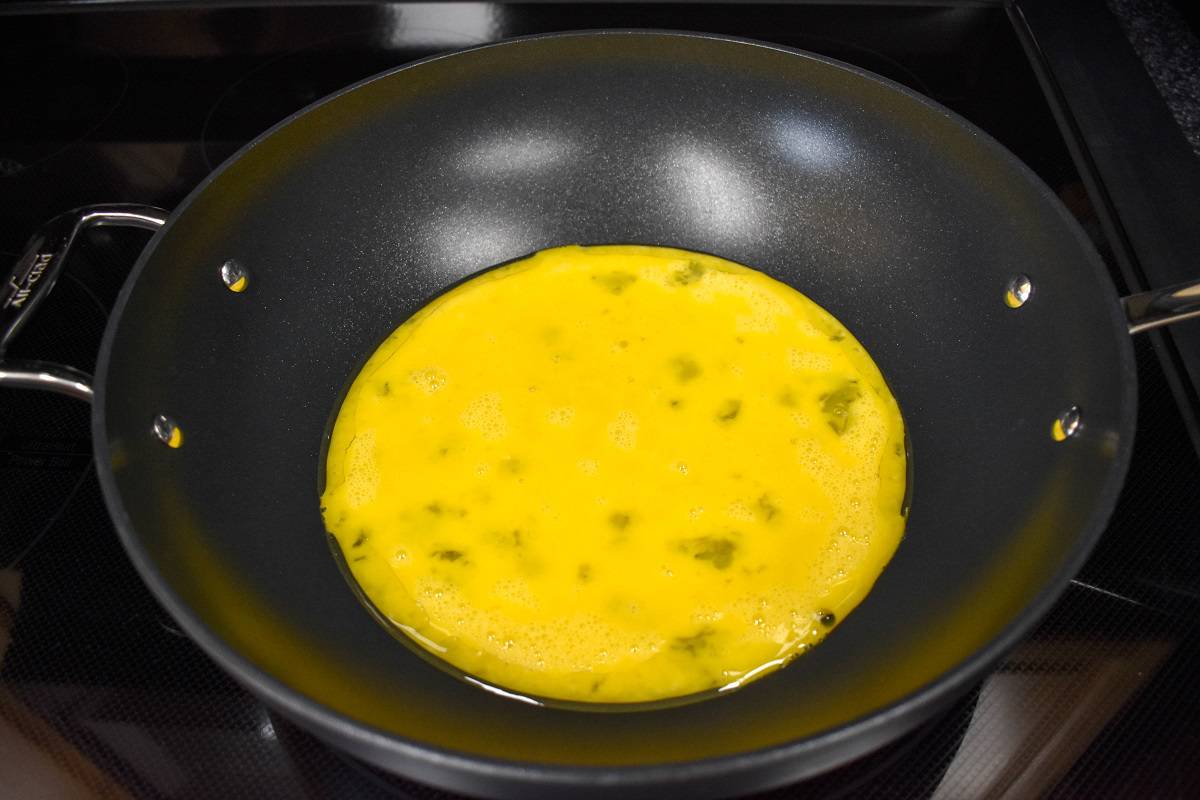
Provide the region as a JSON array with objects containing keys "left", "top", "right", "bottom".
[
  {"left": 152, "top": 414, "right": 183, "bottom": 448},
  {"left": 220, "top": 259, "right": 248, "bottom": 293},
  {"left": 1051, "top": 406, "right": 1082, "bottom": 442},
  {"left": 1005, "top": 274, "right": 1033, "bottom": 308}
]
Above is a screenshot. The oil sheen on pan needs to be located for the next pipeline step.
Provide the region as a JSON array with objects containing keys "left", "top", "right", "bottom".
[{"left": 320, "top": 245, "right": 908, "bottom": 704}]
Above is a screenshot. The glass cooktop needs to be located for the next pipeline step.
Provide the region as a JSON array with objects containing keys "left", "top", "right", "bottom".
[{"left": 2, "top": 3, "right": 1198, "bottom": 797}]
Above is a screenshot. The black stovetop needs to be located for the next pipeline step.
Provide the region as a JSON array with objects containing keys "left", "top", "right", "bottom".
[{"left": 2, "top": 3, "right": 1199, "bottom": 798}]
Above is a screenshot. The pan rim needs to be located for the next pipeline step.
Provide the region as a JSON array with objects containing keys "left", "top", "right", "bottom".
[{"left": 91, "top": 28, "right": 1138, "bottom": 794}]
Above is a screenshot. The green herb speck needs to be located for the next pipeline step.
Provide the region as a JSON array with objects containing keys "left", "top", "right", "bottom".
[
  {"left": 757, "top": 495, "right": 780, "bottom": 521},
  {"left": 592, "top": 271, "right": 637, "bottom": 294},
  {"left": 716, "top": 399, "right": 742, "bottom": 423},
  {"left": 670, "top": 356, "right": 702, "bottom": 383},
  {"left": 672, "top": 627, "right": 715, "bottom": 654},
  {"left": 672, "top": 261, "right": 706, "bottom": 286},
  {"left": 609, "top": 512, "right": 632, "bottom": 531},
  {"left": 681, "top": 536, "right": 737, "bottom": 569},
  {"left": 821, "top": 383, "right": 861, "bottom": 435}
]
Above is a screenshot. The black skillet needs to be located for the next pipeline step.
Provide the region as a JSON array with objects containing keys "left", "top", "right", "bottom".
[{"left": 3, "top": 31, "right": 1199, "bottom": 799}]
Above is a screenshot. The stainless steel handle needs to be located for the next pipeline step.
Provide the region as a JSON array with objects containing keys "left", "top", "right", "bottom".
[
  {"left": 1123, "top": 279, "right": 1200, "bottom": 335},
  {"left": 0, "top": 204, "right": 168, "bottom": 402}
]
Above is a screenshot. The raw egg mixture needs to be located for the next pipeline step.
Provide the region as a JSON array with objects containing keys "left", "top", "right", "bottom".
[{"left": 321, "top": 245, "right": 907, "bottom": 703}]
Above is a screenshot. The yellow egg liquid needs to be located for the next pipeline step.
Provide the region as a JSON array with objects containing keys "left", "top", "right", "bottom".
[{"left": 321, "top": 245, "right": 907, "bottom": 704}]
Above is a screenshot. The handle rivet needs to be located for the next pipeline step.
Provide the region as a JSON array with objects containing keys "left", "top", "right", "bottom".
[
  {"left": 1005, "top": 275, "right": 1033, "bottom": 308},
  {"left": 1051, "top": 406, "right": 1082, "bottom": 442},
  {"left": 152, "top": 414, "right": 184, "bottom": 448},
  {"left": 220, "top": 260, "right": 248, "bottom": 293}
]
